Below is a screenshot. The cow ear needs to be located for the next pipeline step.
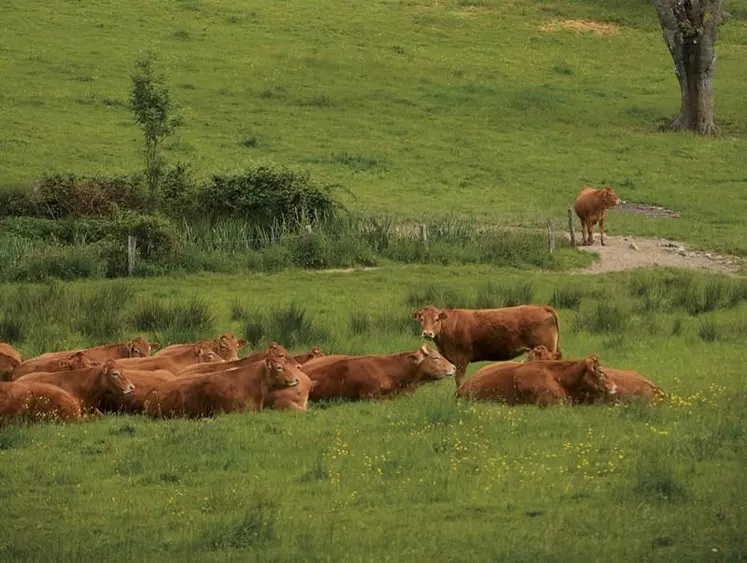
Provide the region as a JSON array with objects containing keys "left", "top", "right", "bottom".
[
  {"left": 237, "top": 339, "right": 248, "bottom": 348},
  {"left": 126, "top": 341, "right": 135, "bottom": 355},
  {"left": 408, "top": 352, "right": 424, "bottom": 364},
  {"left": 150, "top": 342, "right": 161, "bottom": 351},
  {"left": 437, "top": 311, "right": 448, "bottom": 320},
  {"left": 411, "top": 311, "right": 420, "bottom": 320},
  {"left": 59, "top": 359, "right": 70, "bottom": 369},
  {"left": 419, "top": 344, "right": 431, "bottom": 355}
]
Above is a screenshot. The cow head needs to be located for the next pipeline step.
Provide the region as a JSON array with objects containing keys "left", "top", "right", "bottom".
[
  {"left": 294, "top": 347, "right": 326, "bottom": 364},
  {"left": 264, "top": 343, "right": 301, "bottom": 389},
  {"left": 409, "top": 344, "right": 456, "bottom": 381},
  {"left": 0, "top": 354, "right": 20, "bottom": 380},
  {"left": 216, "top": 333, "right": 248, "bottom": 361},
  {"left": 195, "top": 344, "right": 224, "bottom": 364},
  {"left": 601, "top": 185, "right": 622, "bottom": 208},
  {"left": 412, "top": 306, "right": 448, "bottom": 341},
  {"left": 102, "top": 360, "right": 135, "bottom": 396},
  {"left": 581, "top": 355, "right": 618, "bottom": 396},
  {"left": 59, "top": 351, "right": 99, "bottom": 370},
  {"left": 127, "top": 336, "right": 153, "bottom": 357},
  {"left": 526, "top": 346, "right": 561, "bottom": 361}
]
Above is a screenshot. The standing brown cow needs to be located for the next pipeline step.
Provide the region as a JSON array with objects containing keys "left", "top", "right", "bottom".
[
  {"left": 456, "top": 355, "right": 618, "bottom": 405},
  {"left": 412, "top": 305, "right": 562, "bottom": 387},
  {"left": 574, "top": 185, "right": 622, "bottom": 246}
]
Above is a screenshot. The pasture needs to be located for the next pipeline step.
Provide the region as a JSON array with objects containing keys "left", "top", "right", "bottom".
[
  {"left": 1, "top": 268, "right": 746, "bottom": 561},
  {"left": 1, "top": 0, "right": 747, "bottom": 254},
  {"left": 1, "top": 0, "right": 747, "bottom": 560}
]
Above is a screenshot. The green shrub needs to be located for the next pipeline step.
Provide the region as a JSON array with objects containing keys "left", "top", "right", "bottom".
[
  {"left": 130, "top": 298, "right": 214, "bottom": 333},
  {"left": 18, "top": 173, "right": 147, "bottom": 218},
  {"left": 196, "top": 162, "right": 341, "bottom": 226},
  {"left": 8, "top": 244, "right": 106, "bottom": 282},
  {"left": 550, "top": 285, "right": 586, "bottom": 310},
  {"left": 573, "top": 301, "right": 629, "bottom": 334}
]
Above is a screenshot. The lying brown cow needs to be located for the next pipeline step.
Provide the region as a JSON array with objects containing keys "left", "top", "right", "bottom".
[
  {"left": 11, "top": 351, "right": 99, "bottom": 380},
  {"left": 99, "top": 369, "right": 176, "bottom": 413},
  {"left": 12, "top": 336, "right": 157, "bottom": 379},
  {"left": 412, "top": 305, "right": 562, "bottom": 387},
  {"left": 302, "top": 344, "right": 455, "bottom": 402},
  {"left": 144, "top": 343, "right": 304, "bottom": 418},
  {"left": 583, "top": 368, "right": 664, "bottom": 404},
  {"left": 574, "top": 185, "right": 622, "bottom": 246},
  {"left": 0, "top": 343, "right": 22, "bottom": 381},
  {"left": 15, "top": 360, "right": 135, "bottom": 412},
  {"left": 526, "top": 347, "right": 663, "bottom": 403},
  {"left": 155, "top": 332, "right": 248, "bottom": 361},
  {"left": 0, "top": 381, "right": 83, "bottom": 424},
  {"left": 456, "top": 355, "right": 617, "bottom": 406},
  {"left": 115, "top": 344, "right": 223, "bottom": 375},
  {"left": 177, "top": 347, "right": 323, "bottom": 378}
]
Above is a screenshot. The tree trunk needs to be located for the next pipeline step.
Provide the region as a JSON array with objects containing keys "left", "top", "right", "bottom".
[{"left": 651, "top": 0, "right": 725, "bottom": 135}]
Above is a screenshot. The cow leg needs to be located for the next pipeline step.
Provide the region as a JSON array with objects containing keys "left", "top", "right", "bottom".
[{"left": 599, "top": 213, "right": 606, "bottom": 246}]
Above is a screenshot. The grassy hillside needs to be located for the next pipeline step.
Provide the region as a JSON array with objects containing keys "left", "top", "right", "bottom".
[
  {"left": 0, "top": 267, "right": 746, "bottom": 561},
  {"left": 1, "top": 0, "right": 747, "bottom": 254}
]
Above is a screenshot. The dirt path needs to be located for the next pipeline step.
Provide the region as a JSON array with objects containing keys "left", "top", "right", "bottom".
[{"left": 572, "top": 235, "right": 742, "bottom": 276}]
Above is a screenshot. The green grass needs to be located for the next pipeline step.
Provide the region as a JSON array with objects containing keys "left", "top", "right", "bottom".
[
  {"left": 1, "top": 0, "right": 747, "bottom": 256},
  {"left": 0, "top": 266, "right": 746, "bottom": 561}
]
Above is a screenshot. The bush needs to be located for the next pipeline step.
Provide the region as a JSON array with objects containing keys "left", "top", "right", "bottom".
[
  {"left": 13, "top": 173, "right": 148, "bottom": 219},
  {"left": 130, "top": 298, "right": 214, "bottom": 334},
  {"left": 196, "top": 162, "right": 341, "bottom": 226},
  {"left": 8, "top": 244, "right": 106, "bottom": 282}
]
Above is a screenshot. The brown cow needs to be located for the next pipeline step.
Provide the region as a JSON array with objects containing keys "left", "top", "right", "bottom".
[
  {"left": 574, "top": 185, "right": 622, "bottom": 246},
  {"left": 456, "top": 355, "right": 617, "bottom": 405},
  {"left": 0, "top": 381, "right": 83, "bottom": 424},
  {"left": 99, "top": 369, "right": 176, "bottom": 413},
  {"left": 302, "top": 344, "right": 455, "bottom": 402},
  {"left": 526, "top": 345, "right": 562, "bottom": 361},
  {"left": 177, "top": 347, "right": 323, "bottom": 378},
  {"left": 154, "top": 332, "right": 248, "bottom": 361},
  {"left": 582, "top": 368, "right": 664, "bottom": 404},
  {"left": 144, "top": 343, "right": 303, "bottom": 419},
  {"left": 115, "top": 344, "right": 223, "bottom": 375},
  {"left": 266, "top": 369, "right": 316, "bottom": 411},
  {"left": 15, "top": 360, "right": 135, "bottom": 412},
  {"left": 12, "top": 336, "right": 157, "bottom": 379},
  {"left": 412, "top": 305, "right": 562, "bottom": 388},
  {"left": 0, "top": 343, "right": 22, "bottom": 381},
  {"left": 11, "top": 351, "right": 99, "bottom": 380}
]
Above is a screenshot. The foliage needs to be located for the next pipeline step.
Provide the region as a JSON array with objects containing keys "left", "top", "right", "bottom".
[
  {"left": 130, "top": 52, "right": 182, "bottom": 194},
  {"left": 196, "top": 162, "right": 341, "bottom": 226}
]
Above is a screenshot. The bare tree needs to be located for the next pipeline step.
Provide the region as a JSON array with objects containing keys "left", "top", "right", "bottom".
[{"left": 651, "top": 0, "right": 728, "bottom": 135}]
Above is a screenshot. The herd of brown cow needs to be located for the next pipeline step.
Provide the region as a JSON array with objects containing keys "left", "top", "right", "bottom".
[
  {"left": 0, "top": 185, "right": 649, "bottom": 423},
  {"left": 0, "top": 300, "right": 663, "bottom": 425}
]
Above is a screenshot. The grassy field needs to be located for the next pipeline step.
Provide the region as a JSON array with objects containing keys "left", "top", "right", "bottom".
[
  {"left": 2, "top": 0, "right": 747, "bottom": 560},
  {"left": 1, "top": 0, "right": 747, "bottom": 255},
  {"left": 1, "top": 267, "right": 746, "bottom": 561}
]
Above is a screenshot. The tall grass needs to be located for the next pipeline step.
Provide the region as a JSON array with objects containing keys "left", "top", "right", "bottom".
[{"left": 242, "top": 302, "right": 330, "bottom": 350}]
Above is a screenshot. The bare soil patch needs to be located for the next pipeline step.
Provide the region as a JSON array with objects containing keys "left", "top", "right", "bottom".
[
  {"left": 616, "top": 202, "right": 681, "bottom": 219},
  {"left": 572, "top": 235, "right": 742, "bottom": 276},
  {"left": 539, "top": 19, "right": 621, "bottom": 35}
]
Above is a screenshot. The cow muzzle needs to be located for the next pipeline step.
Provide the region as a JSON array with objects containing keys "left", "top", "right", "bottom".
[
  {"left": 286, "top": 378, "right": 300, "bottom": 388},
  {"left": 123, "top": 383, "right": 135, "bottom": 395},
  {"left": 422, "top": 331, "right": 435, "bottom": 340}
]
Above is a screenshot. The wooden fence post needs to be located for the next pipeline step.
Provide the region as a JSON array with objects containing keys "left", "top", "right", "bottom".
[
  {"left": 546, "top": 220, "right": 555, "bottom": 254},
  {"left": 419, "top": 223, "right": 428, "bottom": 252},
  {"left": 567, "top": 206, "right": 575, "bottom": 247},
  {"left": 127, "top": 236, "right": 137, "bottom": 276}
]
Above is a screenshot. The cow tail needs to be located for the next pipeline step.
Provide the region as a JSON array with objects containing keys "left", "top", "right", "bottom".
[{"left": 545, "top": 306, "right": 562, "bottom": 358}]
